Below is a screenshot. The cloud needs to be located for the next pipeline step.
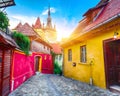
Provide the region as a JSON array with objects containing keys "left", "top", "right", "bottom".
[
  {"left": 8, "top": 14, "right": 37, "bottom": 29},
  {"left": 42, "top": 7, "right": 56, "bottom": 15}
]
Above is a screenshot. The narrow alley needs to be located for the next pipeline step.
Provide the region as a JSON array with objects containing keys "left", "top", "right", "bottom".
[{"left": 9, "top": 74, "right": 119, "bottom": 96}]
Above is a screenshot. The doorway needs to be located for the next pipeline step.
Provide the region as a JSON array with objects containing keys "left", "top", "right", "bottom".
[
  {"left": 0, "top": 49, "right": 12, "bottom": 96},
  {"left": 35, "top": 56, "right": 41, "bottom": 72},
  {"left": 104, "top": 39, "right": 120, "bottom": 88}
]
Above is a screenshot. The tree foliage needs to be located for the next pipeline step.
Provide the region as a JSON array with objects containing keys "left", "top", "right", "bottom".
[
  {"left": 12, "top": 31, "right": 30, "bottom": 55},
  {"left": 0, "top": 11, "right": 9, "bottom": 30},
  {"left": 54, "top": 61, "right": 62, "bottom": 75}
]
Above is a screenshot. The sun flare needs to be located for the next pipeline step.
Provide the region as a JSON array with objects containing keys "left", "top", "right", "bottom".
[{"left": 57, "top": 31, "right": 71, "bottom": 41}]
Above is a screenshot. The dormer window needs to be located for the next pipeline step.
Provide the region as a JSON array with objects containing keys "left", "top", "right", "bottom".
[
  {"left": 93, "top": 7, "right": 104, "bottom": 22},
  {"left": 83, "top": 0, "right": 109, "bottom": 24}
]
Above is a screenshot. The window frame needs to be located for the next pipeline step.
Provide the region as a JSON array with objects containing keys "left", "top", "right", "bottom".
[
  {"left": 68, "top": 49, "right": 72, "bottom": 61},
  {"left": 80, "top": 45, "right": 87, "bottom": 63}
]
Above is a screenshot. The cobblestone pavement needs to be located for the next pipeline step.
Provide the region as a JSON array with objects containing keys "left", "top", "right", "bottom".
[{"left": 9, "top": 74, "right": 119, "bottom": 96}]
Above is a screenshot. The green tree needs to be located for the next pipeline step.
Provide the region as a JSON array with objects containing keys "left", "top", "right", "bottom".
[
  {"left": 12, "top": 31, "right": 30, "bottom": 55},
  {"left": 0, "top": 11, "right": 9, "bottom": 30}
]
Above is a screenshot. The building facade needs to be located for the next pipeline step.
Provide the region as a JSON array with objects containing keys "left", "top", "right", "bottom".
[
  {"left": 14, "top": 22, "right": 52, "bottom": 54},
  {"left": 33, "top": 5, "right": 57, "bottom": 43},
  {"left": 61, "top": 0, "right": 120, "bottom": 89}
]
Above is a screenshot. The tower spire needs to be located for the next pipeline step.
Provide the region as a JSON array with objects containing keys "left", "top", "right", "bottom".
[
  {"left": 46, "top": 3, "right": 52, "bottom": 29},
  {"left": 48, "top": 3, "right": 50, "bottom": 17}
]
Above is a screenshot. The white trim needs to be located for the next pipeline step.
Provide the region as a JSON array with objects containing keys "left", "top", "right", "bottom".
[
  {"left": 93, "top": 7, "right": 104, "bottom": 22},
  {"left": 11, "top": 80, "right": 14, "bottom": 91}
]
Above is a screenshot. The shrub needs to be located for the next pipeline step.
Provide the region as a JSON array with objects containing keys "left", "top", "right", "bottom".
[
  {"left": 0, "top": 11, "right": 9, "bottom": 30},
  {"left": 54, "top": 61, "right": 62, "bottom": 75},
  {"left": 12, "top": 31, "right": 30, "bottom": 55}
]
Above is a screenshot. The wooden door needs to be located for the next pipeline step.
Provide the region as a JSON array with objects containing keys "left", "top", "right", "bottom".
[
  {"left": 2, "top": 50, "right": 11, "bottom": 96},
  {"left": 104, "top": 39, "right": 120, "bottom": 88},
  {"left": 0, "top": 49, "right": 11, "bottom": 96},
  {"left": 0, "top": 49, "right": 2, "bottom": 95},
  {"left": 35, "top": 57, "right": 40, "bottom": 71}
]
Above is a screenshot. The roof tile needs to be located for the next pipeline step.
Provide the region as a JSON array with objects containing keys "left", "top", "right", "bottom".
[
  {"left": 15, "top": 23, "right": 37, "bottom": 36},
  {"left": 50, "top": 43, "right": 62, "bottom": 54},
  {"left": 84, "top": 0, "right": 120, "bottom": 31},
  {"left": 33, "top": 17, "right": 42, "bottom": 29}
]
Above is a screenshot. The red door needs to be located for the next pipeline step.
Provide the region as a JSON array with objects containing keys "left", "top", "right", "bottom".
[{"left": 104, "top": 39, "right": 120, "bottom": 88}]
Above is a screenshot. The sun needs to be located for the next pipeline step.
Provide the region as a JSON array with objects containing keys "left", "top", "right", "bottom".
[{"left": 57, "top": 31, "right": 71, "bottom": 41}]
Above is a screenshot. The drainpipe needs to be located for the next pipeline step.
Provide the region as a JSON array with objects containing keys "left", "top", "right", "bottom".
[
  {"left": 11, "top": 80, "right": 14, "bottom": 92},
  {"left": 89, "top": 77, "right": 93, "bottom": 86},
  {"left": 89, "top": 58, "right": 94, "bottom": 86},
  {"left": 89, "top": 63, "right": 93, "bottom": 86}
]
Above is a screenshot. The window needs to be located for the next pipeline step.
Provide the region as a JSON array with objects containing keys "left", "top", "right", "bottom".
[
  {"left": 93, "top": 7, "right": 104, "bottom": 22},
  {"left": 68, "top": 49, "right": 72, "bottom": 61},
  {"left": 80, "top": 45, "right": 86, "bottom": 63}
]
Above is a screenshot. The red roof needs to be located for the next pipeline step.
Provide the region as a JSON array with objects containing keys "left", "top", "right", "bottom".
[
  {"left": 14, "top": 22, "right": 52, "bottom": 49},
  {"left": 33, "top": 17, "right": 42, "bottom": 29},
  {"left": 14, "top": 22, "right": 22, "bottom": 30},
  {"left": 83, "top": 0, "right": 109, "bottom": 16},
  {"left": 50, "top": 43, "right": 62, "bottom": 54},
  {"left": 84, "top": 0, "right": 120, "bottom": 31},
  {"left": 0, "top": 29, "right": 18, "bottom": 48},
  {"left": 14, "top": 23, "right": 37, "bottom": 36}
]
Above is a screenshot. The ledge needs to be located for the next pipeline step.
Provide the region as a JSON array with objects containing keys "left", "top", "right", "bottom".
[{"left": 78, "top": 62, "right": 90, "bottom": 66}]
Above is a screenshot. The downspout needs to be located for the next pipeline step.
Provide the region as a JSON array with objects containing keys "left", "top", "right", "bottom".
[
  {"left": 10, "top": 50, "right": 15, "bottom": 92},
  {"left": 89, "top": 58, "right": 94, "bottom": 86},
  {"left": 89, "top": 64, "right": 93, "bottom": 86}
]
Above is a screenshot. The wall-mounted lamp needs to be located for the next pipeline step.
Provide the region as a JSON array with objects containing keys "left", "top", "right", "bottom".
[
  {"left": 114, "top": 31, "right": 119, "bottom": 39},
  {"left": 72, "top": 62, "right": 76, "bottom": 67}
]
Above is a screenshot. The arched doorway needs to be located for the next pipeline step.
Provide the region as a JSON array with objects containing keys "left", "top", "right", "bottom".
[{"left": 35, "top": 56, "right": 41, "bottom": 72}]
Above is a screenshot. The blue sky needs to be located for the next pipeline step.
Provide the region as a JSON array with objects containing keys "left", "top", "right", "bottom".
[{"left": 6, "top": 0, "right": 100, "bottom": 40}]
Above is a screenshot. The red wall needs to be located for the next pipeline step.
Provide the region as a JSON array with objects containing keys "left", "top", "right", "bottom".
[
  {"left": 33, "top": 53, "right": 54, "bottom": 74},
  {"left": 10, "top": 51, "right": 53, "bottom": 92},
  {"left": 10, "top": 51, "right": 35, "bottom": 92}
]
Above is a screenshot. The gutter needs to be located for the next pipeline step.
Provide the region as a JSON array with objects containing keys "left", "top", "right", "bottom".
[{"left": 85, "top": 14, "right": 120, "bottom": 32}]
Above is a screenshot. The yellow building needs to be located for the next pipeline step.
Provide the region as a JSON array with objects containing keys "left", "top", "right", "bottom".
[{"left": 61, "top": 0, "right": 120, "bottom": 90}]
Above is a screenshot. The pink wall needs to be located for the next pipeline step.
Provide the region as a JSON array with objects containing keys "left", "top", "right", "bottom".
[
  {"left": 10, "top": 51, "right": 35, "bottom": 92},
  {"left": 10, "top": 51, "right": 53, "bottom": 92},
  {"left": 33, "top": 53, "right": 54, "bottom": 74}
]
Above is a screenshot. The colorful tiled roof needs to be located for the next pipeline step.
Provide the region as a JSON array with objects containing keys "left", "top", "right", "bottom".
[
  {"left": 84, "top": 0, "right": 120, "bottom": 31},
  {"left": 0, "top": 29, "right": 18, "bottom": 48},
  {"left": 14, "top": 22, "right": 53, "bottom": 50},
  {"left": 14, "top": 22, "right": 22, "bottom": 30},
  {"left": 33, "top": 17, "right": 42, "bottom": 29},
  {"left": 50, "top": 43, "right": 62, "bottom": 54},
  {"left": 14, "top": 23, "right": 37, "bottom": 36},
  {"left": 61, "top": 0, "right": 120, "bottom": 47},
  {"left": 83, "top": 0, "right": 109, "bottom": 16}
]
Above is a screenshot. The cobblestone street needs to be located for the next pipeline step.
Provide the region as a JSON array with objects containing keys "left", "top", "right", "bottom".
[{"left": 9, "top": 74, "right": 119, "bottom": 96}]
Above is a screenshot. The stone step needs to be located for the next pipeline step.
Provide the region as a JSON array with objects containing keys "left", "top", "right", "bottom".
[{"left": 110, "top": 85, "right": 120, "bottom": 94}]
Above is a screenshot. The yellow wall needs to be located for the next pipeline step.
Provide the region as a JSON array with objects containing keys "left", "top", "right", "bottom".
[{"left": 63, "top": 24, "right": 120, "bottom": 89}]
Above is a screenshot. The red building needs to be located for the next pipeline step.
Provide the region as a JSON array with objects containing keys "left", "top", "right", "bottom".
[
  {"left": 14, "top": 22, "right": 54, "bottom": 74},
  {"left": 0, "top": 30, "right": 18, "bottom": 95}
]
